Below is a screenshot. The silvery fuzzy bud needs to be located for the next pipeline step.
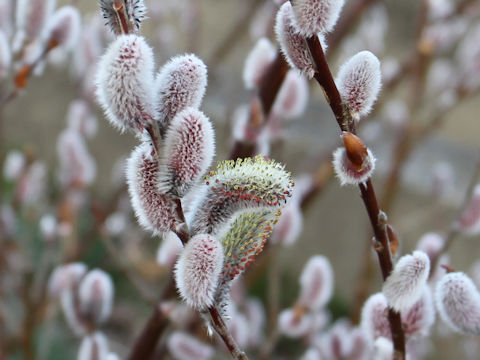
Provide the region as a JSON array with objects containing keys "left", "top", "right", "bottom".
[
  {"left": 402, "top": 287, "right": 435, "bottom": 337},
  {"left": 156, "top": 231, "right": 183, "bottom": 269},
  {"left": 278, "top": 308, "right": 314, "bottom": 338},
  {"left": 275, "top": 2, "right": 317, "bottom": 79},
  {"left": 44, "top": 6, "right": 81, "bottom": 51},
  {"left": 99, "top": 0, "right": 147, "bottom": 35},
  {"left": 436, "top": 272, "right": 480, "bottom": 334},
  {"left": 373, "top": 337, "right": 392, "bottom": 360},
  {"left": 126, "top": 142, "right": 183, "bottom": 235},
  {"left": 271, "top": 69, "right": 309, "bottom": 120},
  {"left": 155, "top": 54, "right": 207, "bottom": 132},
  {"left": 48, "top": 262, "right": 87, "bottom": 297},
  {"left": 457, "top": 184, "right": 480, "bottom": 236},
  {"left": 361, "top": 293, "right": 391, "bottom": 340},
  {"left": 77, "top": 332, "right": 109, "bottom": 360},
  {"left": 188, "top": 155, "right": 293, "bottom": 237},
  {"left": 293, "top": 0, "right": 345, "bottom": 36},
  {"left": 96, "top": 34, "right": 156, "bottom": 133},
  {"left": 159, "top": 107, "right": 215, "bottom": 197},
  {"left": 167, "top": 331, "right": 214, "bottom": 360},
  {"left": 336, "top": 51, "right": 382, "bottom": 119},
  {"left": 332, "top": 133, "right": 376, "bottom": 186},
  {"left": 78, "top": 269, "right": 114, "bottom": 325},
  {"left": 243, "top": 37, "right": 277, "bottom": 90},
  {"left": 174, "top": 234, "right": 224, "bottom": 309},
  {"left": 298, "top": 255, "right": 334, "bottom": 311},
  {"left": 382, "top": 250, "right": 430, "bottom": 312},
  {"left": 3, "top": 150, "right": 26, "bottom": 181},
  {"left": 66, "top": 100, "right": 98, "bottom": 139}
]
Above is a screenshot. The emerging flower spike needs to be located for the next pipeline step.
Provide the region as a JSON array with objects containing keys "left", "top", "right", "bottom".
[
  {"left": 174, "top": 234, "right": 224, "bottom": 309},
  {"left": 160, "top": 107, "right": 215, "bottom": 197},
  {"left": 243, "top": 37, "right": 277, "bottom": 90},
  {"left": 275, "top": 2, "right": 316, "bottom": 79},
  {"left": 96, "top": 34, "right": 156, "bottom": 133},
  {"left": 361, "top": 293, "right": 391, "bottom": 340},
  {"left": 44, "top": 6, "right": 81, "bottom": 50},
  {"left": 435, "top": 272, "right": 480, "bottom": 334},
  {"left": 382, "top": 250, "right": 430, "bottom": 312},
  {"left": 77, "top": 332, "right": 109, "bottom": 360},
  {"left": 457, "top": 184, "right": 480, "bottom": 236},
  {"left": 155, "top": 54, "right": 207, "bottom": 132},
  {"left": 298, "top": 255, "right": 334, "bottom": 311},
  {"left": 78, "top": 269, "right": 114, "bottom": 325},
  {"left": 99, "top": 0, "right": 147, "bottom": 35},
  {"left": 0, "top": 30, "right": 11, "bottom": 78},
  {"left": 126, "top": 142, "right": 183, "bottom": 235},
  {"left": 188, "top": 155, "right": 293, "bottom": 237},
  {"left": 293, "top": 0, "right": 345, "bottom": 36},
  {"left": 167, "top": 331, "right": 214, "bottom": 360},
  {"left": 332, "top": 134, "right": 376, "bottom": 186},
  {"left": 336, "top": 51, "right": 382, "bottom": 119},
  {"left": 271, "top": 69, "right": 309, "bottom": 120}
]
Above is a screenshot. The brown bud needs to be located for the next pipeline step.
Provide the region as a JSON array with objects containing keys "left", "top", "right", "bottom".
[
  {"left": 341, "top": 132, "right": 368, "bottom": 171},
  {"left": 387, "top": 224, "right": 399, "bottom": 256},
  {"left": 14, "top": 65, "right": 31, "bottom": 89},
  {"left": 441, "top": 264, "right": 456, "bottom": 273}
]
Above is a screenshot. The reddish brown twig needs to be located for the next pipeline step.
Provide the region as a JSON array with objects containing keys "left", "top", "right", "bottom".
[{"left": 304, "top": 33, "right": 406, "bottom": 358}]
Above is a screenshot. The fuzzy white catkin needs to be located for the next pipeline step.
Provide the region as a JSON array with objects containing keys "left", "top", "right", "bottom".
[
  {"left": 155, "top": 54, "right": 207, "bottom": 131},
  {"left": 45, "top": 6, "right": 81, "bottom": 50},
  {"left": 77, "top": 332, "right": 109, "bottom": 360},
  {"left": 436, "top": 272, "right": 480, "bottom": 334},
  {"left": 278, "top": 308, "right": 313, "bottom": 338},
  {"left": 174, "top": 234, "right": 224, "bottom": 309},
  {"left": 373, "top": 337, "right": 393, "bottom": 360},
  {"left": 361, "top": 293, "right": 391, "bottom": 340},
  {"left": 96, "top": 34, "right": 156, "bottom": 133},
  {"left": 332, "top": 147, "right": 376, "bottom": 186},
  {"left": 293, "top": 0, "right": 345, "bottom": 36},
  {"left": 66, "top": 100, "right": 98, "bottom": 139},
  {"left": 167, "top": 331, "right": 214, "bottom": 360},
  {"left": 126, "top": 142, "right": 182, "bottom": 235},
  {"left": 336, "top": 51, "right": 382, "bottom": 119},
  {"left": 298, "top": 255, "right": 334, "bottom": 311},
  {"left": 272, "top": 70, "right": 309, "bottom": 119},
  {"left": 48, "top": 262, "right": 87, "bottom": 297},
  {"left": 243, "top": 37, "right": 277, "bottom": 90},
  {"left": 275, "top": 2, "right": 316, "bottom": 79},
  {"left": 78, "top": 269, "right": 114, "bottom": 324},
  {"left": 403, "top": 287, "right": 435, "bottom": 337},
  {"left": 382, "top": 250, "right": 430, "bottom": 312},
  {"left": 457, "top": 184, "right": 480, "bottom": 235},
  {"left": 3, "top": 150, "right": 25, "bottom": 181},
  {"left": 160, "top": 107, "right": 215, "bottom": 197}
]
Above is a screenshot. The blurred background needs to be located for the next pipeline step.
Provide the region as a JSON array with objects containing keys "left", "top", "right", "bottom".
[{"left": 1, "top": 0, "right": 480, "bottom": 359}]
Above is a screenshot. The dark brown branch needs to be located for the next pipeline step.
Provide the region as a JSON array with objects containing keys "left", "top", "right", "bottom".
[{"left": 305, "top": 34, "right": 406, "bottom": 358}]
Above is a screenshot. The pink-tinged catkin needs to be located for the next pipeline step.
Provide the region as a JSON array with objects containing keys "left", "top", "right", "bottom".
[
  {"left": 96, "top": 34, "right": 156, "bottom": 134},
  {"left": 78, "top": 269, "right": 114, "bottom": 325},
  {"left": 243, "top": 37, "right": 276, "bottom": 90},
  {"left": 278, "top": 308, "right": 313, "bottom": 338},
  {"left": 174, "top": 234, "right": 224, "bottom": 309},
  {"left": 48, "top": 262, "right": 87, "bottom": 297},
  {"left": 167, "top": 331, "right": 214, "bottom": 360},
  {"left": 56, "top": 129, "right": 96, "bottom": 188},
  {"left": 293, "top": 0, "right": 345, "bottom": 36},
  {"left": 66, "top": 100, "right": 98, "bottom": 139},
  {"left": 336, "top": 51, "right": 382, "bottom": 119},
  {"left": 160, "top": 107, "right": 215, "bottom": 197},
  {"left": 382, "top": 250, "right": 430, "bottom": 312},
  {"left": 0, "top": 30, "right": 10, "bottom": 78},
  {"left": 271, "top": 69, "right": 309, "bottom": 120},
  {"left": 332, "top": 147, "right": 376, "bottom": 186},
  {"left": 44, "top": 6, "right": 81, "bottom": 50},
  {"left": 275, "top": 2, "right": 316, "bottom": 79},
  {"left": 156, "top": 231, "right": 183, "bottom": 269},
  {"left": 14, "top": 0, "right": 56, "bottom": 50},
  {"left": 457, "top": 184, "right": 480, "bottom": 235},
  {"left": 402, "top": 287, "right": 435, "bottom": 337},
  {"left": 99, "top": 0, "right": 147, "bottom": 35},
  {"left": 188, "top": 155, "right": 293, "bottom": 237},
  {"left": 435, "top": 272, "right": 480, "bottom": 334},
  {"left": 77, "top": 332, "right": 109, "bottom": 360},
  {"left": 155, "top": 54, "right": 207, "bottom": 132},
  {"left": 126, "top": 142, "right": 182, "bottom": 235},
  {"left": 298, "top": 255, "right": 334, "bottom": 311},
  {"left": 373, "top": 337, "right": 393, "bottom": 360},
  {"left": 361, "top": 293, "right": 391, "bottom": 340}
]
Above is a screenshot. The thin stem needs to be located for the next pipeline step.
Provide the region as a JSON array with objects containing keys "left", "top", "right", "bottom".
[
  {"left": 305, "top": 33, "right": 406, "bottom": 357},
  {"left": 208, "top": 306, "right": 248, "bottom": 360}
]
